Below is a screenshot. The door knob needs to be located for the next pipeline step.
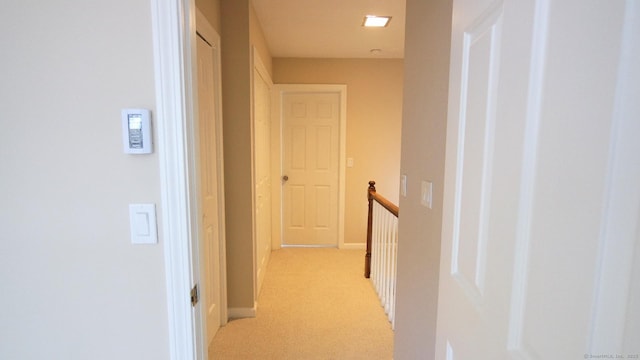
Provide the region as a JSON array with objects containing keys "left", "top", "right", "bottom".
[{"left": 282, "top": 175, "right": 289, "bottom": 182}]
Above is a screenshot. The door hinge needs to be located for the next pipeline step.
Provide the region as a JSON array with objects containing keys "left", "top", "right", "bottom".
[{"left": 191, "top": 284, "right": 199, "bottom": 307}]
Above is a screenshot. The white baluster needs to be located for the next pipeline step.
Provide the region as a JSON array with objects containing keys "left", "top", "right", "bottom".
[{"left": 369, "top": 200, "right": 399, "bottom": 329}]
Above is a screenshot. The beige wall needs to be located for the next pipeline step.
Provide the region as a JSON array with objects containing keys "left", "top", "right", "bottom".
[
  {"left": 393, "top": 0, "right": 452, "bottom": 358},
  {"left": 196, "top": 0, "right": 221, "bottom": 32},
  {"left": 221, "top": 0, "right": 273, "bottom": 310},
  {"left": 0, "top": 1, "right": 169, "bottom": 359},
  {"left": 250, "top": 3, "right": 273, "bottom": 76},
  {"left": 272, "top": 58, "right": 403, "bottom": 245},
  {"left": 221, "top": 0, "right": 254, "bottom": 310}
]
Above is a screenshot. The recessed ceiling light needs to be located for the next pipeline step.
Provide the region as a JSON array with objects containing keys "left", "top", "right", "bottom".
[
  {"left": 370, "top": 49, "right": 382, "bottom": 55},
  {"left": 363, "top": 15, "right": 391, "bottom": 28}
]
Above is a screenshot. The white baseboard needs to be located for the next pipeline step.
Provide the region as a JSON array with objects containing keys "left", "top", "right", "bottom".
[
  {"left": 340, "top": 242, "right": 366, "bottom": 250},
  {"left": 228, "top": 302, "right": 257, "bottom": 319}
]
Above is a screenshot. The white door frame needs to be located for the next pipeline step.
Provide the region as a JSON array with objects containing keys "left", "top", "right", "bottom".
[
  {"left": 252, "top": 47, "right": 274, "bottom": 297},
  {"left": 151, "top": 0, "right": 212, "bottom": 359},
  {"left": 272, "top": 84, "right": 347, "bottom": 249}
]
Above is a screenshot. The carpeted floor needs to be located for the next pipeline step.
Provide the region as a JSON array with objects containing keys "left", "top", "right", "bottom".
[{"left": 209, "top": 248, "right": 394, "bottom": 359}]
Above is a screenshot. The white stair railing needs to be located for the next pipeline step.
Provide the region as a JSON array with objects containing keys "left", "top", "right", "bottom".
[{"left": 364, "top": 181, "right": 399, "bottom": 329}]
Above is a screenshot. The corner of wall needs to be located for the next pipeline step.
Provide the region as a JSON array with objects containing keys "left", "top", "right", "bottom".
[
  {"left": 249, "top": 1, "right": 273, "bottom": 77},
  {"left": 220, "top": 0, "right": 256, "bottom": 310},
  {"left": 393, "top": 0, "right": 453, "bottom": 358}
]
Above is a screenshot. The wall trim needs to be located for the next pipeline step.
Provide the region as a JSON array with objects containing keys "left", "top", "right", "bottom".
[
  {"left": 281, "top": 244, "right": 338, "bottom": 248},
  {"left": 340, "top": 243, "right": 366, "bottom": 250},
  {"left": 228, "top": 302, "right": 258, "bottom": 319},
  {"left": 252, "top": 47, "right": 275, "bottom": 301}
]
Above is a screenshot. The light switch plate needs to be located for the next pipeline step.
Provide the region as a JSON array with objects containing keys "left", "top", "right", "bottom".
[
  {"left": 129, "top": 203, "right": 158, "bottom": 244},
  {"left": 401, "top": 174, "right": 407, "bottom": 197},
  {"left": 347, "top": 157, "right": 354, "bottom": 168},
  {"left": 421, "top": 180, "right": 433, "bottom": 209}
]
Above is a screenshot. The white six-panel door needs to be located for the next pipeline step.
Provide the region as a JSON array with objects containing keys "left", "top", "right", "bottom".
[
  {"left": 282, "top": 91, "right": 341, "bottom": 246},
  {"left": 436, "top": 0, "right": 639, "bottom": 358}
]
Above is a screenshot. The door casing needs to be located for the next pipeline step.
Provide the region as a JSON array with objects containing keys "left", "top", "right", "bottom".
[
  {"left": 252, "top": 48, "right": 273, "bottom": 297},
  {"left": 151, "top": 1, "right": 220, "bottom": 359}
]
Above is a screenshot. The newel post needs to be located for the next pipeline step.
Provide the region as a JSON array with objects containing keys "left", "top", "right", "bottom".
[{"left": 365, "top": 181, "right": 376, "bottom": 278}]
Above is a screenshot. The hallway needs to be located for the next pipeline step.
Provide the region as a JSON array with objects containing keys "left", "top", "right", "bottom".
[{"left": 209, "top": 248, "right": 394, "bottom": 359}]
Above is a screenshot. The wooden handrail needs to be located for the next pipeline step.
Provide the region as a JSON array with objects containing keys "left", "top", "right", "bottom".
[
  {"left": 365, "top": 181, "right": 399, "bottom": 278},
  {"left": 369, "top": 182, "right": 399, "bottom": 217}
]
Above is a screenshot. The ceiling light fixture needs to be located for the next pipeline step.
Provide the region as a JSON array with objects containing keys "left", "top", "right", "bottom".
[{"left": 363, "top": 15, "right": 392, "bottom": 28}]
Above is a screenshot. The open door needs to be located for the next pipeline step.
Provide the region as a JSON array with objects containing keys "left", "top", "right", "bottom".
[
  {"left": 196, "top": 8, "right": 227, "bottom": 348},
  {"left": 436, "top": 0, "right": 640, "bottom": 358}
]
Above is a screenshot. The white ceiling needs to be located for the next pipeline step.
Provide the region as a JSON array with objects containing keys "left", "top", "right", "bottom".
[{"left": 251, "top": 0, "right": 406, "bottom": 59}]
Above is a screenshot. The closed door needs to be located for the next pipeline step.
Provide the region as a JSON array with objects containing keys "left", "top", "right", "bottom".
[
  {"left": 282, "top": 92, "right": 340, "bottom": 246},
  {"left": 196, "top": 30, "right": 222, "bottom": 345},
  {"left": 436, "top": 0, "right": 639, "bottom": 358}
]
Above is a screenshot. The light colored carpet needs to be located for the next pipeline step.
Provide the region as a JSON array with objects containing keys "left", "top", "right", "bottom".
[{"left": 209, "top": 248, "right": 394, "bottom": 359}]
